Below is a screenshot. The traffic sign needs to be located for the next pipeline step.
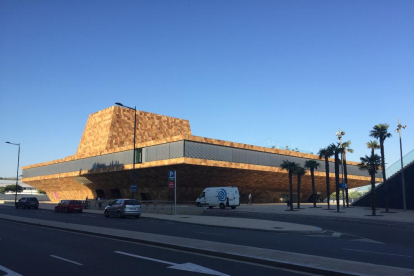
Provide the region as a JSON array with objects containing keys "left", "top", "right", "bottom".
[
  {"left": 168, "top": 180, "right": 175, "bottom": 189},
  {"left": 168, "top": 170, "right": 176, "bottom": 179},
  {"left": 339, "top": 183, "right": 347, "bottom": 189},
  {"left": 130, "top": 185, "right": 137, "bottom": 192}
]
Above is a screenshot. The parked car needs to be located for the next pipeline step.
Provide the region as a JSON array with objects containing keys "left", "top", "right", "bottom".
[
  {"left": 15, "top": 197, "right": 39, "bottom": 209},
  {"left": 104, "top": 199, "right": 141, "bottom": 218},
  {"left": 55, "top": 200, "right": 83, "bottom": 213}
]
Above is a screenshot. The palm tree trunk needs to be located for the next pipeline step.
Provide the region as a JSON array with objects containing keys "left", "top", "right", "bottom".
[
  {"left": 325, "top": 157, "right": 330, "bottom": 209},
  {"left": 371, "top": 171, "right": 376, "bottom": 216},
  {"left": 289, "top": 170, "right": 293, "bottom": 211},
  {"left": 297, "top": 175, "right": 301, "bottom": 209},
  {"left": 335, "top": 150, "right": 340, "bottom": 212},
  {"left": 380, "top": 139, "right": 389, "bottom": 212},
  {"left": 311, "top": 169, "right": 316, "bottom": 207},
  {"left": 343, "top": 152, "right": 349, "bottom": 207}
]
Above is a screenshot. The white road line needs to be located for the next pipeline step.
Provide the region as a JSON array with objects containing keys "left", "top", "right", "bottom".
[
  {"left": 331, "top": 232, "right": 342, "bottom": 238},
  {"left": 115, "top": 251, "right": 175, "bottom": 265},
  {"left": 197, "top": 232, "right": 225, "bottom": 236},
  {"left": 50, "top": 255, "right": 83, "bottom": 265},
  {"left": 0, "top": 264, "right": 23, "bottom": 276},
  {"left": 114, "top": 251, "right": 230, "bottom": 276},
  {"left": 341, "top": 248, "right": 412, "bottom": 257}
]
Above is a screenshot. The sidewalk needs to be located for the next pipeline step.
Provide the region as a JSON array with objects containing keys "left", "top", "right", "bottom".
[
  {"left": 37, "top": 203, "right": 322, "bottom": 233},
  {"left": 229, "top": 203, "right": 414, "bottom": 223}
]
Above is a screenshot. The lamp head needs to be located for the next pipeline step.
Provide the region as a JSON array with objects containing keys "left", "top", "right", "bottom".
[
  {"left": 6, "top": 141, "right": 10, "bottom": 144},
  {"left": 115, "top": 102, "right": 124, "bottom": 107}
]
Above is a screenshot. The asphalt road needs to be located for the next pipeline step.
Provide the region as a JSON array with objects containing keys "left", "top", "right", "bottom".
[
  {"left": 0, "top": 220, "right": 307, "bottom": 276},
  {"left": 0, "top": 206, "right": 413, "bottom": 270}
]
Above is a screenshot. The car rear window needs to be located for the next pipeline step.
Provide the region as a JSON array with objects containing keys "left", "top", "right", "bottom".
[
  {"left": 70, "top": 200, "right": 81, "bottom": 204},
  {"left": 124, "top": 200, "right": 140, "bottom": 205}
]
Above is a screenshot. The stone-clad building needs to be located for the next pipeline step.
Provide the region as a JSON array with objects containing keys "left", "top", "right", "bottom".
[{"left": 22, "top": 106, "right": 380, "bottom": 203}]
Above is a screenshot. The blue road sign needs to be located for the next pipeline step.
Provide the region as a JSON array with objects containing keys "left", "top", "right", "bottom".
[
  {"left": 130, "top": 185, "right": 137, "bottom": 192},
  {"left": 339, "top": 183, "right": 347, "bottom": 189},
  {"left": 168, "top": 170, "right": 176, "bottom": 179}
]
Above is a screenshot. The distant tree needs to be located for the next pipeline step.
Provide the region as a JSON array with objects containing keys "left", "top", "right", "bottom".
[
  {"left": 366, "top": 140, "right": 380, "bottom": 156},
  {"left": 358, "top": 154, "right": 382, "bottom": 216},
  {"left": 4, "top": 184, "right": 22, "bottom": 193},
  {"left": 281, "top": 160, "right": 299, "bottom": 211},
  {"left": 318, "top": 144, "right": 335, "bottom": 209},
  {"left": 370, "top": 124, "right": 392, "bottom": 212},
  {"left": 304, "top": 160, "right": 320, "bottom": 208},
  {"left": 340, "top": 141, "right": 354, "bottom": 207},
  {"left": 0, "top": 187, "right": 5, "bottom": 194},
  {"left": 37, "top": 189, "right": 46, "bottom": 194},
  {"left": 293, "top": 165, "right": 306, "bottom": 209}
]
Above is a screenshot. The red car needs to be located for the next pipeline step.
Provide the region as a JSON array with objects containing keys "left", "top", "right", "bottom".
[{"left": 55, "top": 200, "right": 83, "bottom": 213}]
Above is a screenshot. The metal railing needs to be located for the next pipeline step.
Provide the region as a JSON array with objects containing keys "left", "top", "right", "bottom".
[{"left": 385, "top": 149, "right": 414, "bottom": 178}]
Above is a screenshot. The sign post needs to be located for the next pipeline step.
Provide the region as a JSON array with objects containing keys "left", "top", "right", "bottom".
[{"left": 168, "top": 170, "right": 176, "bottom": 215}]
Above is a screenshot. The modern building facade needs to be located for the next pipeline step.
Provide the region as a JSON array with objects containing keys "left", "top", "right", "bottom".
[{"left": 22, "top": 106, "right": 381, "bottom": 203}]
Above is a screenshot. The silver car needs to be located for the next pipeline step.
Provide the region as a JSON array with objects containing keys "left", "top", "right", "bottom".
[{"left": 104, "top": 199, "right": 141, "bottom": 219}]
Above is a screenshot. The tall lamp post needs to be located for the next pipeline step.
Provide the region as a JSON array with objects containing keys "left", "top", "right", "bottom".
[
  {"left": 115, "top": 103, "right": 137, "bottom": 200},
  {"left": 395, "top": 119, "right": 407, "bottom": 211},
  {"left": 335, "top": 129, "right": 346, "bottom": 209},
  {"left": 5, "top": 141, "right": 20, "bottom": 204}
]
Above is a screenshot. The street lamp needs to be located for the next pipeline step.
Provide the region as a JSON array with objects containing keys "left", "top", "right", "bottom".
[
  {"left": 115, "top": 103, "right": 137, "bottom": 200},
  {"left": 395, "top": 118, "right": 407, "bottom": 211},
  {"left": 335, "top": 129, "right": 346, "bottom": 209},
  {"left": 5, "top": 141, "right": 20, "bottom": 204}
]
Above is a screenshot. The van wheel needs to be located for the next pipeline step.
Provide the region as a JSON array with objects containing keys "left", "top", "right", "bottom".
[
  {"left": 196, "top": 202, "right": 202, "bottom": 207},
  {"left": 208, "top": 206, "right": 213, "bottom": 209},
  {"left": 219, "top": 203, "right": 225, "bottom": 209},
  {"left": 231, "top": 206, "right": 236, "bottom": 209}
]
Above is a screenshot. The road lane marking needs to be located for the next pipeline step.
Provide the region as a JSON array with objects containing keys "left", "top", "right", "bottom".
[
  {"left": 341, "top": 248, "right": 412, "bottom": 257},
  {"left": 0, "top": 264, "right": 23, "bottom": 276},
  {"left": 331, "top": 232, "right": 342, "bottom": 237},
  {"left": 114, "top": 251, "right": 230, "bottom": 276},
  {"left": 50, "top": 255, "right": 83, "bottom": 265},
  {"left": 197, "top": 232, "right": 225, "bottom": 236}
]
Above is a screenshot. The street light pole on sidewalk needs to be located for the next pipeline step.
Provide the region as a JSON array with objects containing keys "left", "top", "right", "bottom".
[
  {"left": 395, "top": 119, "right": 407, "bottom": 211},
  {"left": 335, "top": 129, "right": 346, "bottom": 209},
  {"left": 6, "top": 141, "right": 20, "bottom": 204}
]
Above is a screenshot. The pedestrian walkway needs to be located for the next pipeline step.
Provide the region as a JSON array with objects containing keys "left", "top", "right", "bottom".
[
  {"left": 37, "top": 203, "right": 322, "bottom": 233},
  {"left": 230, "top": 203, "right": 414, "bottom": 223}
]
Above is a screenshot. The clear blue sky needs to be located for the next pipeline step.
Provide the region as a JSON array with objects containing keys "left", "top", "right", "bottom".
[{"left": 1, "top": 0, "right": 413, "bottom": 178}]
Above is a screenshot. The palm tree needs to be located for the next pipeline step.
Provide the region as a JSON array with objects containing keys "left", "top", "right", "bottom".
[
  {"left": 281, "top": 160, "right": 299, "bottom": 211},
  {"left": 331, "top": 143, "right": 343, "bottom": 212},
  {"left": 370, "top": 124, "right": 392, "bottom": 212},
  {"left": 341, "top": 141, "right": 354, "bottom": 207},
  {"left": 358, "top": 154, "right": 382, "bottom": 216},
  {"left": 304, "top": 160, "right": 320, "bottom": 208},
  {"left": 293, "top": 165, "right": 306, "bottom": 209},
  {"left": 366, "top": 140, "right": 380, "bottom": 156},
  {"left": 318, "top": 144, "right": 335, "bottom": 209}
]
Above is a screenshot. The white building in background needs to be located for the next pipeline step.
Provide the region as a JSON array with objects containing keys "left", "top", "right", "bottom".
[{"left": 0, "top": 180, "right": 38, "bottom": 195}]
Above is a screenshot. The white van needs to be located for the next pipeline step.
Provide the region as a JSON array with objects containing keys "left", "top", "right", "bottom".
[{"left": 196, "top": 187, "right": 240, "bottom": 209}]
